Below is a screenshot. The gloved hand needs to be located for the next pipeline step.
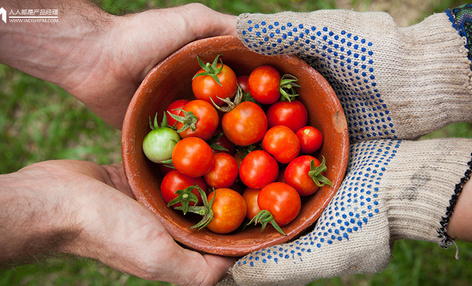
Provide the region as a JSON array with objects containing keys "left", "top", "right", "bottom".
[
  {"left": 236, "top": 6, "right": 472, "bottom": 142},
  {"left": 219, "top": 5, "right": 472, "bottom": 286},
  {"left": 224, "top": 138, "right": 472, "bottom": 286}
]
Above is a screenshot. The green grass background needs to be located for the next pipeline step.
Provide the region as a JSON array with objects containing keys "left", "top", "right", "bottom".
[{"left": 1, "top": 0, "right": 472, "bottom": 285}]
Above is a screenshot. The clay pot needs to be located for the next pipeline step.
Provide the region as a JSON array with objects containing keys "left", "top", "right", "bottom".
[{"left": 121, "top": 36, "right": 349, "bottom": 257}]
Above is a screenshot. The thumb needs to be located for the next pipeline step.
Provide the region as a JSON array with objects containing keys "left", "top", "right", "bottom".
[
  {"left": 114, "top": 3, "right": 237, "bottom": 81},
  {"left": 178, "top": 3, "right": 237, "bottom": 40}
]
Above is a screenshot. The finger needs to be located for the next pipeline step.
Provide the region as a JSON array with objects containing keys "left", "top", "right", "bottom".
[
  {"left": 179, "top": 3, "right": 237, "bottom": 39},
  {"left": 161, "top": 248, "right": 236, "bottom": 286},
  {"left": 101, "top": 163, "right": 134, "bottom": 198},
  {"left": 235, "top": 10, "right": 385, "bottom": 62}
]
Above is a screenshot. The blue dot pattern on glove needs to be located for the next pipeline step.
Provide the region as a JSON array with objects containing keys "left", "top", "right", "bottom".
[
  {"left": 240, "top": 20, "right": 396, "bottom": 142},
  {"left": 237, "top": 139, "right": 400, "bottom": 267}
]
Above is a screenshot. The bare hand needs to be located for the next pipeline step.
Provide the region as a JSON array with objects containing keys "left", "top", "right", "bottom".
[
  {"left": 0, "top": 160, "right": 234, "bottom": 286},
  {"left": 62, "top": 3, "right": 237, "bottom": 129}
]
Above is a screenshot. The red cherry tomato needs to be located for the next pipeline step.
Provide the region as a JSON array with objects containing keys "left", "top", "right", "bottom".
[
  {"left": 204, "top": 152, "right": 239, "bottom": 188},
  {"left": 239, "top": 150, "right": 279, "bottom": 189},
  {"left": 262, "top": 125, "right": 300, "bottom": 164},
  {"left": 165, "top": 99, "right": 189, "bottom": 128},
  {"left": 174, "top": 99, "right": 219, "bottom": 141},
  {"left": 207, "top": 188, "right": 247, "bottom": 234},
  {"left": 258, "top": 182, "right": 301, "bottom": 226},
  {"left": 296, "top": 126, "right": 323, "bottom": 154},
  {"left": 192, "top": 61, "right": 237, "bottom": 106},
  {"left": 284, "top": 155, "right": 327, "bottom": 196},
  {"left": 266, "top": 100, "right": 308, "bottom": 133},
  {"left": 222, "top": 101, "right": 267, "bottom": 146},
  {"left": 248, "top": 65, "right": 281, "bottom": 104},
  {"left": 242, "top": 188, "right": 261, "bottom": 220},
  {"left": 172, "top": 137, "right": 214, "bottom": 177},
  {"left": 160, "top": 170, "right": 207, "bottom": 207},
  {"left": 237, "top": 75, "right": 249, "bottom": 93},
  {"left": 209, "top": 131, "right": 236, "bottom": 155}
]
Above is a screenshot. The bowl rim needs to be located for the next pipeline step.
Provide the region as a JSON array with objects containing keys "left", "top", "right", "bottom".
[{"left": 121, "top": 35, "right": 349, "bottom": 257}]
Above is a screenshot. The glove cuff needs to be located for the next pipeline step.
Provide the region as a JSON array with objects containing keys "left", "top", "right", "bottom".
[
  {"left": 380, "top": 139, "right": 472, "bottom": 246},
  {"left": 447, "top": 4, "right": 472, "bottom": 68}
]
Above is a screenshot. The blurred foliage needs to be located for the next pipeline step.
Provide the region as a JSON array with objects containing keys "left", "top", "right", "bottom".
[
  {"left": 1, "top": 0, "right": 472, "bottom": 285},
  {"left": 95, "top": 0, "right": 336, "bottom": 15},
  {"left": 0, "top": 66, "right": 122, "bottom": 174}
]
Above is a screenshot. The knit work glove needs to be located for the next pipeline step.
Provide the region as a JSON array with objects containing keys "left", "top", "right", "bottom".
[
  {"left": 220, "top": 6, "right": 472, "bottom": 286},
  {"left": 225, "top": 138, "right": 472, "bottom": 286},
  {"left": 236, "top": 8, "right": 472, "bottom": 142}
]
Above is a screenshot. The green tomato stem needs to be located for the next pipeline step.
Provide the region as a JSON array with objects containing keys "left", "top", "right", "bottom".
[
  {"left": 247, "top": 210, "right": 286, "bottom": 236},
  {"left": 308, "top": 156, "right": 333, "bottom": 187},
  {"left": 167, "top": 185, "right": 200, "bottom": 214},
  {"left": 167, "top": 109, "right": 198, "bottom": 133},
  {"left": 192, "top": 55, "right": 224, "bottom": 86},
  {"left": 279, "top": 74, "right": 300, "bottom": 102},
  {"left": 173, "top": 185, "right": 216, "bottom": 230}
]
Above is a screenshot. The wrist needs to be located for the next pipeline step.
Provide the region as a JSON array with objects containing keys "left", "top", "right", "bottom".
[
  {"left": 448, "top": 176, "right": 472, "bottom": 241},
  {"left": 0, "top": 164, "right": 81, "bottom": 265}
]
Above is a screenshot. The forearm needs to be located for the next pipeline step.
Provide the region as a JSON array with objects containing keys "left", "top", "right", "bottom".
[
  {"left": 0, "top": 168, "right": 79, "bottom": 265},
  {"left": 0, "top": 0, "right": 113, "bottom": 89}
]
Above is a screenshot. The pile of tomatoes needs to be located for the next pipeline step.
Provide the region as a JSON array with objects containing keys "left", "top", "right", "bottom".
[{"left": 142, "top": 55, "right": 331, "bottom": 235}]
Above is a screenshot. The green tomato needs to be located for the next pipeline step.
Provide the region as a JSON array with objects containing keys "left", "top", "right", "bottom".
[{"left": 143, "top": 113, "right": 180, "bottom": 163}]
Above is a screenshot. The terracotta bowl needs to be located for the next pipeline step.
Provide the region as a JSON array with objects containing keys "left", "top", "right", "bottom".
[{"left": 122, "top": 35, "right": 349, "bottom": 257}]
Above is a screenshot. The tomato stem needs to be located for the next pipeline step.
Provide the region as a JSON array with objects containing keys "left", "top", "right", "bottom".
[
  {"left": 308, "top": 156, "right": 333, "bottom": 187},
  {"left": 248, "top": 210, "right": 286, "bottom": 236},
  {"left": 167, "top": 185, "right": 200, "bottom": 214},
  {"left": 174, "top": 185, "right": 215, "bottom": 230},
  {"left": 210, "top": 85, "right": 243, "bottom": 113},
  {"left": 208, "top": 132, "right": 230, "bottom": 152},
  {"left": 161, "top": 159, "right": 174, "bottom": 167},
  {"left": 149, "top": 112, "right": 168, "bottom": 130},
  {"left": 279, "top": 74, "right": 300, "bottom": 102},
  {"left": 193, "top": 54, "right": 224, "bottom": 86},
  {"left": 235, "top": 144, "right": 258, "bottom": 160},
  {"left": 167, "top": 109, "right": 198, "bottom": 133}
]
